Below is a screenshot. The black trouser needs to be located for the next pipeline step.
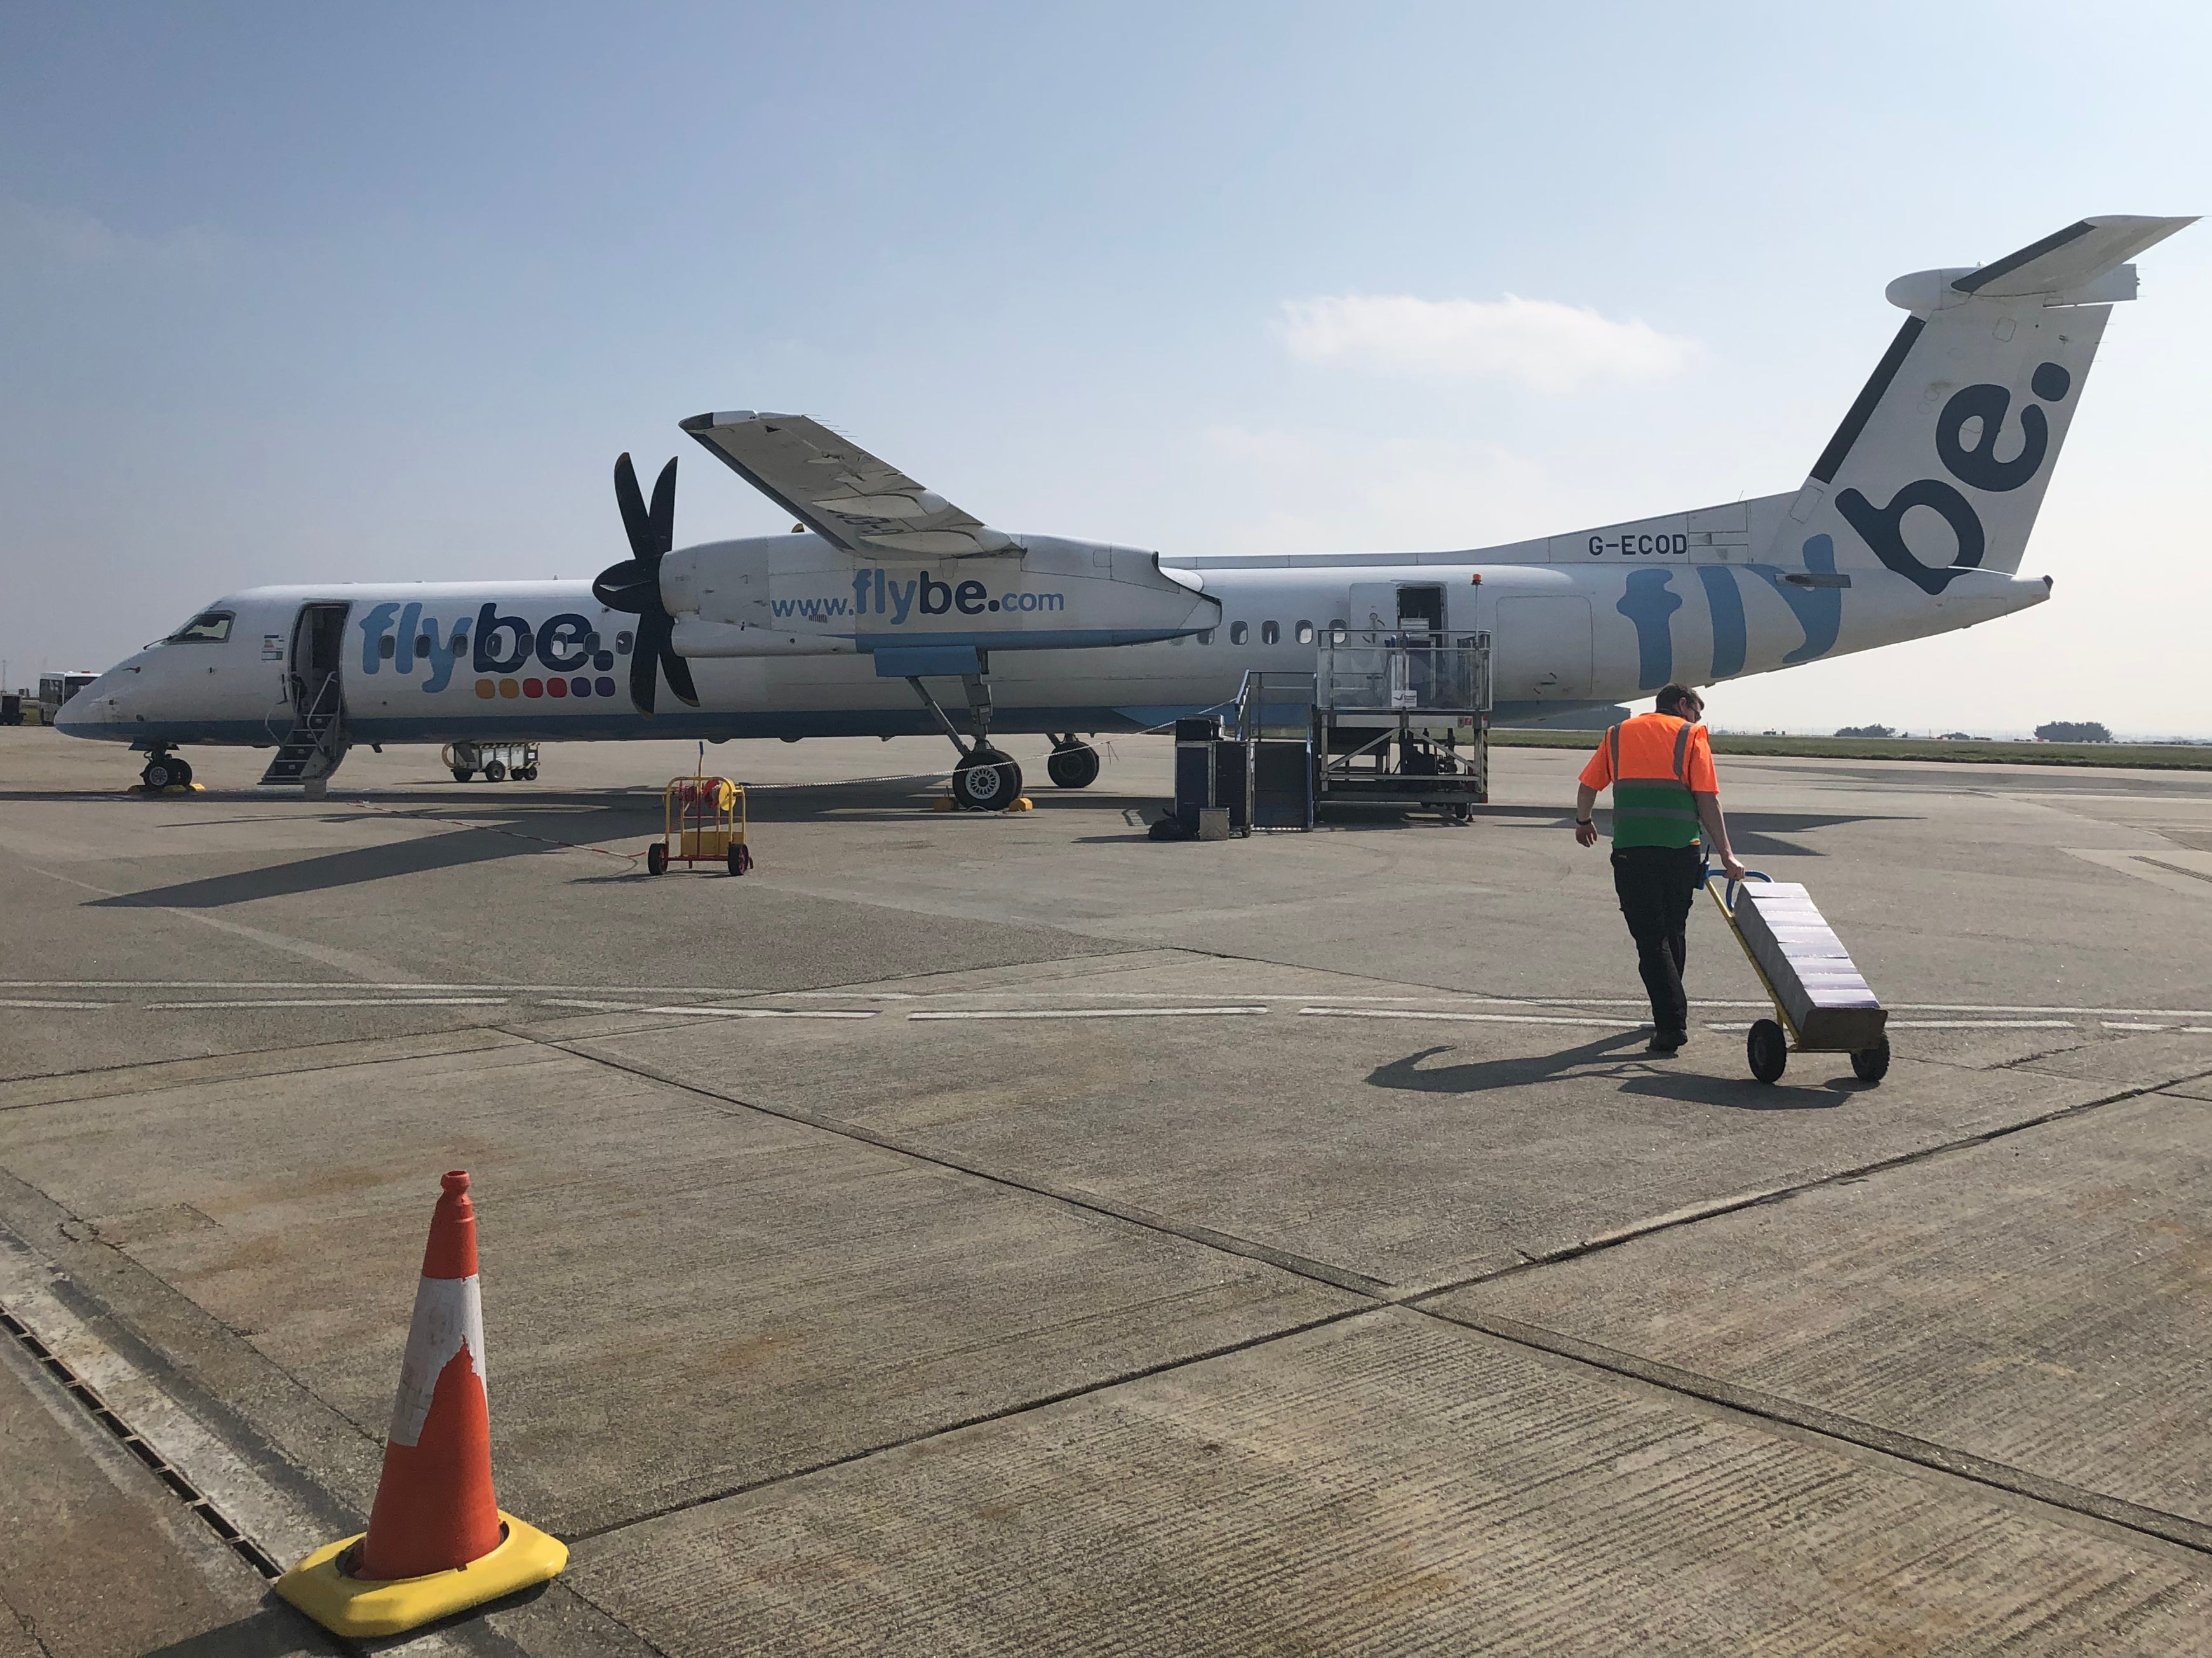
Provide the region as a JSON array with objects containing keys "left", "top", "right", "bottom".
[{"left": 1611, "top": 844, "right": 1705, "bottom": 1039}]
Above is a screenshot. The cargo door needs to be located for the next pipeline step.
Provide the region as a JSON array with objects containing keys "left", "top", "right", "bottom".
[{"left": 1494, "top": 595, "right": 1592, "bottom": 701}]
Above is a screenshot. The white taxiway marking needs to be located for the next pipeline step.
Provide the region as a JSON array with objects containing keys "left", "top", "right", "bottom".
[
  {"left": 140, "top": 997, "right": 510, "bottom": 1009},
  {"left": 909, "top": 1006, "right": 1270, "bottom": 1021},
  {"left": 640, "top": 1006, "right": 878, "bottom": 1020},
  {"left": 1299, "top": 1008, "right": 1637, "bottom": 1028},
  {"left": 1705, "top": 1019, "right": 2077, "bottom": 1032},
  {"left": 2101, "top": 1021, "right": 2170, "bottom": 1031},
  {"left": 0, "top": 998, "right": 111, "bottom": 1009}
]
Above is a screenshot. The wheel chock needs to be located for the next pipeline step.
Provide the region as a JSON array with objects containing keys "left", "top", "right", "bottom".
[
  {"left": 933, "top": 795, "right": 956, "bottom": 812},
  {"left": 1012, "top": 796, "right": 1034, "bottom": 811},
  {"left": 274, "top": 1514, "right": 566, "bottom": 1638},
  {"left": 126, "top": 783, "right": 206, "bottom": 795}
]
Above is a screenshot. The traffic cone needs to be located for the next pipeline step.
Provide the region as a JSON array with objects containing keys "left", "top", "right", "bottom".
[{"left": 275, "top": 1171, "right": 566, "bottom": 1638}]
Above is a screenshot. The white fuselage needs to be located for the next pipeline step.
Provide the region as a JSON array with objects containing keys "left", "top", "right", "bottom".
[{"left": 59, "top": 502, "right": 2049, "bottom": 751}]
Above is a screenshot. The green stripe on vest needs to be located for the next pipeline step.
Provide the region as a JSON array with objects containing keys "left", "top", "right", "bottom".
[{"left": 1611, "top": 779, "right": 1703, "bottom": 849}]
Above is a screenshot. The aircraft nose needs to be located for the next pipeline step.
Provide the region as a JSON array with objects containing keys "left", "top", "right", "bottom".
[{"left": 55, "top": 673, "right": 121, "bottom": 736}]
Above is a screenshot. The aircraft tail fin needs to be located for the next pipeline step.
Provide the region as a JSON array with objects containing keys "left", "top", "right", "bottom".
[{"left": 1777, "top": 215, "right": 2194, "bottom": 593}]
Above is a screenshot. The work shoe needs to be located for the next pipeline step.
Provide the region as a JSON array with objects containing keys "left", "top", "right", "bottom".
[{"left": 1646, "top": 1030, "right": 1687, "bottom": 1056}]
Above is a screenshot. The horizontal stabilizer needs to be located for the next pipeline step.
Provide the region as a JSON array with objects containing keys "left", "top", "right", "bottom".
[
  {"left": 1950, "top": 214, "right": 2194, "bottom": 299},
  {"left": 681, "top": 412, "right": 1016, "bottom": 559}
]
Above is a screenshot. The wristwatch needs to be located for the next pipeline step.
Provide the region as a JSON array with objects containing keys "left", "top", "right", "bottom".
[{"left": 1574, "top": 816, "right": 1592, "bottom": 826}]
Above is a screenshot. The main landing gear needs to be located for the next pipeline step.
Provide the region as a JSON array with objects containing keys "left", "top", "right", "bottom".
[
  {"left": 1046, "top": 735, "right": 1101, "bottom": 790},
  {"left": 140, "top": 746, "right": 193, "bottom": 790},
  {"left": 907, "top": 668, "right": 1024, "bottom": 811}
]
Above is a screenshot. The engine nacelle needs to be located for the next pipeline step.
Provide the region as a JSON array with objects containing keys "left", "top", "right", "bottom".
[{"left": 659, "top": 533, "right": 1217, "bottom": 657}]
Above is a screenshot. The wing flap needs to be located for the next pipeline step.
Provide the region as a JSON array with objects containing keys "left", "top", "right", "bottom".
[{"left": 680, "top": 412, "right": 1016, "bottom": 558}]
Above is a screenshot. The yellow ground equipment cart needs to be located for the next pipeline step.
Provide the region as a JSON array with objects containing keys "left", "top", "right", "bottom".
[{"left": 648, "top": 774, "right": 751, "bottom": 876}]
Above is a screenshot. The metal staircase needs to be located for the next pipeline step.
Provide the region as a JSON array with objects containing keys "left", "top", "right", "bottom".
[{"left": 259, "top": 675, "right": 348, "bottom": 788}]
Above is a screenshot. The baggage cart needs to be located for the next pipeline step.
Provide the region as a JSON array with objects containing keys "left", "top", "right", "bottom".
[
  {"left": 1705, "top": 871, "right": 1889, "bottom": 1084},
  {"left": 647, "top": 773, "right": 751, "bottom": 876}
]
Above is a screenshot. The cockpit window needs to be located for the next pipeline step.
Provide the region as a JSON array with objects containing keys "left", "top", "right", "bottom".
[{"left": 167, "top": 610, "right": 234, "bottom": 644}]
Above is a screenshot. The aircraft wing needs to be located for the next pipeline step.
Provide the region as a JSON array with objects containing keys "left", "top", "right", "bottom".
[{"left": 680, "top": 411, "right": 1017, "bottom": 558}]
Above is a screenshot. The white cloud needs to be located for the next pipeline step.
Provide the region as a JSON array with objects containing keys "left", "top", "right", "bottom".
[{"left": 1277, "top": 292, "right": 1697, "bottom": 394}]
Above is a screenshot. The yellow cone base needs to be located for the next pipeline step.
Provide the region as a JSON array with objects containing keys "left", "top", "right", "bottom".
[
  {"left": 274, "top": 1513, "right": 567, "bottom": 1638},
  {"left": 933, "top": 795, "right": 1035, "bottom": 812},
  {"left": 127, "top": 783, "right": 205, "bottom": 795}
]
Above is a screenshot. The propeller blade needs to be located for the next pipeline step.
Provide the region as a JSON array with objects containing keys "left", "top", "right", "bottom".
[
  {"left": 613, "top": 452, "right": 655, "bottom": 562},
  {"left": 647, "top": 457, "right": 677, "bottom": 556},
  {"left": 628, "top": 610, "right": 664, "bottom": 715},
  {"left": 660, "top": 644, "right": 699, "bottom": 708},
  {"left": 591, "top": 558, "right": 655, "bottom": 612}
]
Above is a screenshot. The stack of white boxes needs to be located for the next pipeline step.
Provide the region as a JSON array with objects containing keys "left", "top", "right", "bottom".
[{"left": 1732, "top": 881, "right": 1886, "bottom": 1050}]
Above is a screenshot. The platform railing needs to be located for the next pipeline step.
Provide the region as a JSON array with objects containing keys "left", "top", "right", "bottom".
[{"left": 1318, "top": 636, "right": 1492, "bottom": 714}]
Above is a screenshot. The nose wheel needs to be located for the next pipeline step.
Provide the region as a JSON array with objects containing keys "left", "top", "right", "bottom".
[{"left": 140, "top": 750, "right": 193, "bottom": 790}]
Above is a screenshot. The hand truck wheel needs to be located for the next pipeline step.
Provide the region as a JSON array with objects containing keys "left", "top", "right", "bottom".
[
  {"left": 646, "top": 842, "right": 667, "bottom": 876},
  {"left": 1851, "top": 1035, "right": 1891, "bottom": 1084},
  {"left": 1747, "top": 1018, "right": 1788, "bottom": 1084}
]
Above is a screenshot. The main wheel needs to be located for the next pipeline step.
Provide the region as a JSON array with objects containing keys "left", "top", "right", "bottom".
[
  {"left": 452, "top": 766, "right": 474, "bottom": 783},
  {"left": 1747, "top": 1018, "right": 1788, "bottom": 1084},
  {"left": 646, "top": 842, "right": 667, "bottom": 875},
  {"left": 142, "top": 757, "right": 176, "bottom": 789},
  {"left": 171, "top": 758, "right": 193, "bottom": 787},
  {"left": 1045, "top": 741, "right": 1101, "bottom": 790},
  {"left": 953, "top": 747, "right": 1023, "bottom": 811},
  {"left": 1851, "top": 1035, "right": 1892, "bottom": 1084},
  {"left": 483, "top": 758, "right": 507, "bottom": 783}
]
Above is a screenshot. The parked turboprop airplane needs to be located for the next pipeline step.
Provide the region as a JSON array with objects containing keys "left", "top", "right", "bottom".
[{"left": 60, "top": 215, "right": 2192, "bottom": 809}]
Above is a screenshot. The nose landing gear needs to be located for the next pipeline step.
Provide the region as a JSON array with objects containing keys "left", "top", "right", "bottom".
[{"left": 139, "top": 747, "right": 194, "bottom": 791}]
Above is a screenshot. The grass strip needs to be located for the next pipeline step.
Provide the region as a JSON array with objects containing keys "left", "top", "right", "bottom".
[{"left": 1489, "top": 729, "right": 2212, "bottom": 769}]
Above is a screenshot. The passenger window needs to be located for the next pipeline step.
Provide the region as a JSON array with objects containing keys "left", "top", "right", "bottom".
[
  {"left": 615, "top": 630, "right": 634, "bottom": 654},
  {"left": 1329, "top": 621, "right": 1347, "bottom": 644},
  {"left": 379, "top": 635, "right": 397, "bottom": 659},
  {"left": 1197, "top": 629, "right": 1214, "bottom": 645},
  {"left": 415, "top": 635, "right": 432, "bottom": 654},
  {"left": 1296, "top": 621, "right": 1315, "bottom": 645},
  {"left": 1230, "top": 621, "right": 1249, "bottom": 645},
  {"left": 167, "top": 610, "right": 234, "bottom": 644},
  {"left": 1261, "top": 621, "right": 1280, "bottom": 645}
]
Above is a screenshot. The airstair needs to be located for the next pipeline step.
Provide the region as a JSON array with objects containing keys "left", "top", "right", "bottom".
[{"left": 259, "top": 674, "right": 349, "bottom": 788}]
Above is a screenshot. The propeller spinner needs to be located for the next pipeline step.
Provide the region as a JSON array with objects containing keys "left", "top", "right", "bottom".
[{"left": 592, "top": 453, "right": 698, "bottom": 714}]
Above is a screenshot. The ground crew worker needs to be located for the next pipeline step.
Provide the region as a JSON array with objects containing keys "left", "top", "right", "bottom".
[{"left": 1574, "top": 682, "right": 1747, "bottom": 1055}]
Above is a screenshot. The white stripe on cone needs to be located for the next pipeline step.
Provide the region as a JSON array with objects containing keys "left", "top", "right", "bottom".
[{"left": 387, "top": 1273, "right": 487, "bottom": 1448}]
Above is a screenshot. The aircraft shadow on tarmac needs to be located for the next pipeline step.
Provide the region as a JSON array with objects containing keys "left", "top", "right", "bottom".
[
  {"left": 1369, "top": 1036, "right": 1858, "bottom": 1112},
  {"left": 91, "top": 823, "right": 563, "bottom": 908}
]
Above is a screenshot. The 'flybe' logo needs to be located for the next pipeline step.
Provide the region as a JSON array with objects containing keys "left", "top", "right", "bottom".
[
  {"left": 768, "top": 571, "right": 1067, "bottom": 624},
  {"left": 1837, "top": 360, "right": 2072, "bottom": 595},
  {"left": 356, "top": 603, "right": 624, "bottom": 698}
]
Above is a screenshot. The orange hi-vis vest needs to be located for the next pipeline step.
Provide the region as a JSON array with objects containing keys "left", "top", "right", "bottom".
[{"left": 1578, "top": 712, "right": 1718, "bottom": 848}]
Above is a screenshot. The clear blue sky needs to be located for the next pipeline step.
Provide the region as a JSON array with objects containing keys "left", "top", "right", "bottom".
[{"left": 5, "top": 3, "right": 2208, "bottom": 732}]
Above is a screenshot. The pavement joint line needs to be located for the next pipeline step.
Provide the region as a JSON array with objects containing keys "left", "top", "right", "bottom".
[
  {"left": 1422, "top": 1305, "right": 2212, "bottom": 1560},
  {"left": 523, "top": 1028, "right": 1393, "bottom": 1298},
  {"left": 0, "top": 1028, "right": 525, "bottom": 1106},
  {"left": 1395, "top": 1074, "right": 2199, "bottom": 1311},
  {"left": 560, "top": 1302, "right": 1382, "bottom": 1548}
]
